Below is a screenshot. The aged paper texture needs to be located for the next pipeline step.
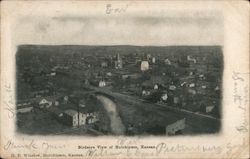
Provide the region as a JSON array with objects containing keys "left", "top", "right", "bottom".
[{"left": 1, "top": 1, "right": 249, "bottom": 159}]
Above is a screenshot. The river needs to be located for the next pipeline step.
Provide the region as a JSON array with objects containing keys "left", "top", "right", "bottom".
[{"left": 96, "top": 95, "right": 126, "bottom": 135}]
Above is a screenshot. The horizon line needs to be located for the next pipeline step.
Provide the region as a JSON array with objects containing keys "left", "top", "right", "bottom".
[{"left": 18, "top": 44, "right": 223, "bottom": 47}]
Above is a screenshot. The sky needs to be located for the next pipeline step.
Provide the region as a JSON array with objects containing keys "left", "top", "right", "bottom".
[{"left": 12, "top": 3, "right": 223, "bottom": 46}]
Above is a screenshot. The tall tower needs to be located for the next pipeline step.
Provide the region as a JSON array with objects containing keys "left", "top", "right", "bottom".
[{"left": 115, "top": 53, "right": 123, "bottom": 69}]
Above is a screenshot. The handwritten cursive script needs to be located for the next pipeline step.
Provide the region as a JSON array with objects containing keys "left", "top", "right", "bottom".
[
  {"left": 106, "top": 3, "right": 130, "bottom": 14},
  {"left": 4, "top": 139, "right": 38, "bottom": 150},
  {"left": 42, "top": 142, "right": 66, "bottom": 152},
  {"left": 3, "top": 83, "right": 15, "bottom": 119},
  {"left": 232, "top": 71, "right": 249, "bottom": 133}
]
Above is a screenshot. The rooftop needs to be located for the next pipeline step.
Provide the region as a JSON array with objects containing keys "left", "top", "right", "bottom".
[
  {"left": 32, "top": 95, "right": 60, "bottom": 103},
  {"left": 64, "top": 109, "right": 78, "bottom": 116}
]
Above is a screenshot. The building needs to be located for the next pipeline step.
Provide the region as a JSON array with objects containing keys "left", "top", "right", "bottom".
[
  {"left": 187, "top": 55, "right": 197, "bottom": 63},
  {"left": 164, "top": 58, "right": 171, "bottom": 65},
  {"left": 38, "top": 98, "right": 53, "bottom": 108},
  {"left": 152, "top": 57, "right": 156, "bottom": 64},
  {"left": 154, "top": 84, "right": 159, "bottom": 90},
  {"left": 16, "top": 101, "right": 33, "bottom": 113},
  {"left": 58, "top": 107, "right": 100, "bottom": 127},
  {"left": 169, "top": 85, "right": 176, "bottom": 91},
  {"left": 34, "top": 96, "right": 59, "bottom": 109},
  {"left": 61, "top": 109, "right": 85, "bottom": 127},
  {"left": 161, "top": 93, "right": 168, "bottom": 102},
  {"left": 146, "top": 54, "right": 151, "bottom": 60},
  {"left": 17, "top": 101, "right": 31, "bottom": 107},
  {"left": 46, "top": 72, "right": 56, "bottom": 76},
  {"left": 140, "top": 61, "right": 149, "bottom": 71},
  {"left": 106, "top": 72, "right": 112, "bottom": 77},
  {"left": 142, "top": 90, "right": 151, "bottom": 96},
  {"left": 115, "top": 53, "right": 123, "bottom": 69},
  {"left": 51, "top": 97, "right": 101, "bottom": 127},
  {"left": 166, "top": 118, "right": 186, "bottom": 135},
  {"left": 101, "top": 61, "right": 108, "bottom": 68},
  {"left": 206, "top": 105, "right": 215, "bottom": 113},
  {"left": 99, "top": 80, "right": 106, "bottom": 87},
  {"left": 63, "top": 96, "right": 69, "bottom": 104}
]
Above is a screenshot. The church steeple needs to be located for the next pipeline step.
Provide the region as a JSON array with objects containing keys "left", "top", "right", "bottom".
[{"left": 115, "top": 53, "right": 123, "bottom": 69}]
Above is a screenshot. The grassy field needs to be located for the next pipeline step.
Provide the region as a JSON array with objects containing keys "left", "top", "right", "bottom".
[{"left": 113, "top": 92, "right": 220, "bottom": 136}]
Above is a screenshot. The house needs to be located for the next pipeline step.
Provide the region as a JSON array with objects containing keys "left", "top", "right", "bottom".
[
  {"left": 206, "top": 105, "right": 215, "bottom": 113},
  {"left": 161, "top": 93, "right": 168, "bottom": 102},
  {"left": 63, "top": 96, "right": 69, "bottom": 104},
  {"left": 122, "top": 75, "right": 129, "bottom": 80},
  {"left": 154, "top": 84, "right": 159, "bottom": 90},
  {"left": 180, "top": 82, "right": 187, "bottom": 87},
  {"left": 215, "top": 86, "right": 220, "bottom": 91},
  {"left": 187, "top": 55, "right": 197, "bottom": 63},
  {"left": 188, "top": 89, "right": 196, "bottom": 95},
  {"left": 169, "top": 85, "right": 176, "bottom": 91},
  {"left": 189, "top": 83, "right": 195, "bottom": 88},
  {"left": 142, "top": 90, "right": 151, "bottom": 96},
  {"left": 51, "top": 72, "right": 56, "bottom": 76},
  {"left": 55, "top": 101, "right": 59, "bottom": 106},
  {"left": 99, "top": 80, "right": 106, "bottom": 87},
  {"left": 101, "top": 61, "right": 108, "bottom": 68},
  {"left": 199, "top": 74, "right": 205, "bottom": 80},
  {"left": 106, "top": 72, "right": 112, "bottom": 76},
  {"left": 201, "top": 85, "right": 207, "bottom": 89},
  {"left": 39, "top": 98, "right": 52, "bottom": 108},
  {"left": 34, "top": 96, "right": 59, "bottom": 109},
  {"left": 164, "top": 58, "right": 171, "bottom": 65}
]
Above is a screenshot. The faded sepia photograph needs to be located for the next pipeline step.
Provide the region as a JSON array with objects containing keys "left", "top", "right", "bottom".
[
  {"left": 16, "top": 45, "right": 223, "bottom": 136},
  {"left": 14, "top": 2, "right": 224, "bottom": 136}
]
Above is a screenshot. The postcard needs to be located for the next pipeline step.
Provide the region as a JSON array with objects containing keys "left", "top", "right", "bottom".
[{"left": 1, "top": 1, "right": 249, "bottom": 158}]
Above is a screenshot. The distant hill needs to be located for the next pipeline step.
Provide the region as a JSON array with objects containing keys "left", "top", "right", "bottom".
[{"left": 17, "top": 45, "right": 223, "bottom": 57}]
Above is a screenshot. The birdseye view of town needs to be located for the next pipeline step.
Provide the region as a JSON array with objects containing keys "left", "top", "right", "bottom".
[{"left": 16, "top": 45, "right": 223, "bottom": 136}]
